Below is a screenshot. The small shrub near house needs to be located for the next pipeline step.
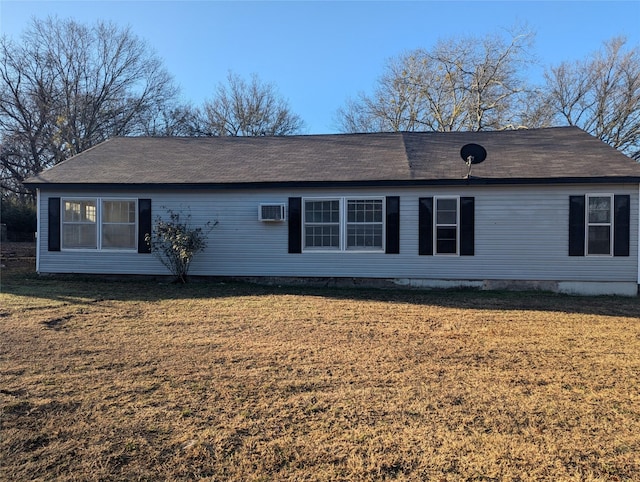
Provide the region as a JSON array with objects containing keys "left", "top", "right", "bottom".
[{"left": 145, "top": 208, "right": 216, "bottom": 283}]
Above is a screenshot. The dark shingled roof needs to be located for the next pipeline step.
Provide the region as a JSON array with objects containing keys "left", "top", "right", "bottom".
[{"left": 24, "top": 127, "right": 640, "bottom": 187}]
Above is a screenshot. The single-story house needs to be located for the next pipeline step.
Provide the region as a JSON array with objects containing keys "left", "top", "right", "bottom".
[{"left": 24, "top": 126, "right": 640, "bottom": 296}]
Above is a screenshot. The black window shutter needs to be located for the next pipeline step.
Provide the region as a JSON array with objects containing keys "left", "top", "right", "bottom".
[
  {"left": 385, "top": 196, "right": 400, "bottom": 254},
  {"left": 138, "top": 198, "right": 152, "bottom": 254},
  {"left": 48, "top": 197, "right": 61, "bottom": 252},
  {"left": 418, "top": 197, "right": 433, "bottom": 255},
  {"left": 460, "top": 197, "right": 475, "bottom": 256},
  {"left": 614, "top": 194, "right": 630, "bottom": 257},
  {"left": 569, "top": 195, "right": 585, "bottom": 256},
  {"left": 288, "top": 197, "right": 302, "bottom": 254}
]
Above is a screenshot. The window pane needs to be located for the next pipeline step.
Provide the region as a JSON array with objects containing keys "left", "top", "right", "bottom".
[
  {"left": 436, "top": 226, "right": 457, "bottom": 254},
  {"left": 588, "top": 197, "right": 611, "bottom": 223},
  {"left": 304, "top": 200, "right": 340, "bottom": 249},
  {"left": 436, "top": 198, "right": 457, "bottom": 224},
  {"left": 64, "top": 200, "right": 96, "bottom": 222},
  {"left": 347, "top": 224, "right": 382, "bottom": 249},
  {"left": 62, "top": 199, "right": 97, "bottom": 249},
  {"left": 101, "top": 200, "right": 136, "bottom": 249},
  {"left": 103, "top": 200, "right": 135, "bottom": 223},
  {"left": 437, "top": 198, "right": 457, "bottom": 211},
  {"left": 102, "top": 224, "right": 136, "bottom": 249},
  {"left": 305, "top": 200, "right": 339, "bottom": 223},
  {"left": 437, "top": 210, "right": 457, "bottom": 225},
  {"left": 588, "top": 226, "right": 611, "bottom": 255},
  {"left": 346, "top": 200, "right": 383, "bottom": 250},
  {"left": 63, "top": 224, "right": 97, "bottom": 249},
  {"left": 304, "top": 202, "right": 317, "bottom": 222},
  {"left": 435, "top": 198, "right": 458, "bottom": 254},
  {"left": 347, "top": 200, "right": 382, "bottom": 223},
  {"left": 305, "top": 225, "right": 339, "bottom": 248}
]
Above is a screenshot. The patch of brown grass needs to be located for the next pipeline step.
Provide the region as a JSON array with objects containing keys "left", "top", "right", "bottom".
[{"left": 1, "top": 270, "right": 639, "bottom": 481}]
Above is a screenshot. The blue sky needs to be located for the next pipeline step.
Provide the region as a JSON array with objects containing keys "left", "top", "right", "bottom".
[{"left": 1, "top": 1, "right": 639, "bottom": 134}]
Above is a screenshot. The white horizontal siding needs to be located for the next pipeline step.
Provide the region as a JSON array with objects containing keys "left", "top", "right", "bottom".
[{"left": 37, "top": 184, "right": 639, "bottom": 283}]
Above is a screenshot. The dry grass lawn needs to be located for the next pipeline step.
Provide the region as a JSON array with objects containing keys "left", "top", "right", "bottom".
[{"left": 1, "top": 259, "right": 639, "bottom": 481}]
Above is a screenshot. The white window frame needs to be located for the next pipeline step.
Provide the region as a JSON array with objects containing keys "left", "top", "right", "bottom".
[
  {"left": 101, "top": 199, "right": 138, "bottom": 251},
  {"left": 434, "top": 196, "right": 459, "bottom": 256},
  {"left": 303, "top": 198, "right": 341, "bottom": 251},
  {"left": 61, "top": 198, "right": 98, "bottom": 250},
  {"left": 345, "top": 198, "right": 385, "bottom": 251},
  {"left": 585, "top": 193, "right": 613, "bottom": 256},
  {"left": 61, "top": 197, "right": 138, "bottom": 252},
  {"left": 302, "top": 197, "right": 385, "bottom": 253}
]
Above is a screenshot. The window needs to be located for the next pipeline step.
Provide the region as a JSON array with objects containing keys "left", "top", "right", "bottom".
[
  {"left": 419, "top": 196, "right": 474, "bottom": 256},
  {"left": 346, "top": 199, "right": 383, "bottom": 250},
  {"left": 435, "top": 197, "right": 458, "bottom": 254},
  {"left": 569, "top": 194, "right": 630, "bottom": 257},
  {"left": 304, "top": 199, "right": 340, "bottom": 249},
  {"left": 61, "top": 198, "right": 137, "bottom": 250},
  {"left": 62, "top": 199, "right": 97, "bottom": 249},
  {"left": 102, "top": 200, "right": 137, "bottom": 249},
  {"left": 302, "top": 198, "right": 384, "bottom": 251},
  {"left": 587, "top": 195, "right": 612, "bottom": 255}
]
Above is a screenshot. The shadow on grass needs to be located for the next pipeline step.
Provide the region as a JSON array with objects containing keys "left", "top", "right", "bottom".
[{"left": 1, "top": 265, "right": 639, "bottom": 318}]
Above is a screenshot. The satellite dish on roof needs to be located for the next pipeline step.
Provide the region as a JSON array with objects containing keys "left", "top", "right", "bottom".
[{"left": 460, "top": 143, "right": 487, "bottom": 178}]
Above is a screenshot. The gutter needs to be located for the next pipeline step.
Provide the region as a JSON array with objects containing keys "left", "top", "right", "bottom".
[{"left": 21, "top": 176, "right": 640, "bottom": 192}]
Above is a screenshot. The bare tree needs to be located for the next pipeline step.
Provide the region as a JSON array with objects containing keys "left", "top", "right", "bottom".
[
  {"left": 0, "top": 17, "right": 178, "bottom": 195},
  {"left": 545, "top": 37, "right": 640, "bottom": 160},
  {"left": 336, "top": 28, "right": 550, "bottom": 133},
  {"left": 0, "top": 32, "right": 56, "bottom": 194},
  {"left": 139, "top": 103, "right": 204, "bottom": 137},
  {"left": 336, "top": 54, "right": 429, "bottom": 133},
  {"left": 201, "top": 72, "right": 304, "bottom": 136}
]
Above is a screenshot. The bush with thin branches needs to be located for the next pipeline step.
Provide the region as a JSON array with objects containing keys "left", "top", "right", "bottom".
[{"left": 145, "top": 209, "right": 215, "bottom": 283}]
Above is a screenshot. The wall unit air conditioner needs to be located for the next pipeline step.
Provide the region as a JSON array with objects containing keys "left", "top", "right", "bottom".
[{"left": 259, "top": 203, "right": 286, "bottom": 222}]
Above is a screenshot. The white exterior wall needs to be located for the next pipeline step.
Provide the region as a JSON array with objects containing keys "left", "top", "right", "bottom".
[{"left": 36, "top": 184, "right": 639, "bottom": 292}]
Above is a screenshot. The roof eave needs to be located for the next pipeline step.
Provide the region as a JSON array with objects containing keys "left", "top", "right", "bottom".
[{"left": 23, "top": 176, "right": 640, "bottom": 191}]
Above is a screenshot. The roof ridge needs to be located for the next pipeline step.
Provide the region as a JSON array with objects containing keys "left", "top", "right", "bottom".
[{"left": 400, "top": 132, "right": 416, "bottom": 179}]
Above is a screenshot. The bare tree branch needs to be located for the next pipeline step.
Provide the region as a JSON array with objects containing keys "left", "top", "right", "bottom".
[
  {"left": 201, "top": 72, "right": 304, "bottom": 137},
  {"left": 336, "top": 28, "right": 548, "bottom": 133},
  {"left": 0, "top": 16, "right": 178, "bottom": 196},
  {"left": 545, "top": 37, "right": 640, "bottom": 160}
]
